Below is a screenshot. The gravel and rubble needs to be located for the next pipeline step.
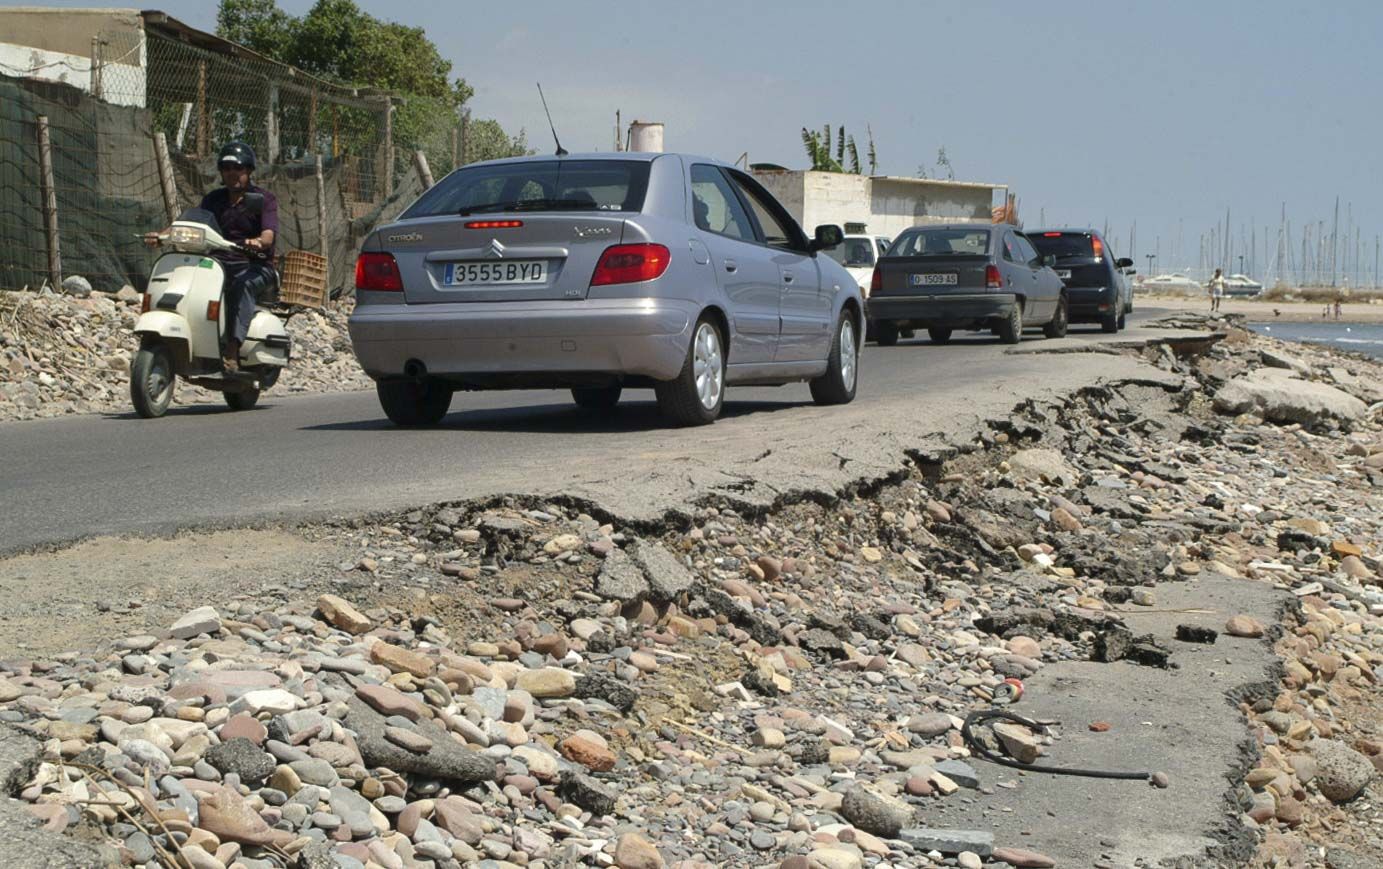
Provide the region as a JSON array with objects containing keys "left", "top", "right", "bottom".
[
  {"left": 0, "top": 288, "right": 371, "bottom": 422},
  {"left": 0, "top": 316, "right": 1379, "bottom": 868}
]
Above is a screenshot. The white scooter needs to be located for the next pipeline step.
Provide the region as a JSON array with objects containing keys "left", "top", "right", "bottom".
[{"left": 131, "top": 199, "right": 291, "bottom": 418}]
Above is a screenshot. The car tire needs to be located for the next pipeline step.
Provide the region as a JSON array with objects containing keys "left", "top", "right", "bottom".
[
  {"left": 377, "top": 379, "right": 452, "bottom": 427},
  {"left": 223, "top": 388, "right": 259, "bottom": 411},
  {"left": 927, "top": 327, "right": 953, "bottom": 344},
  {"left": 1101, "top": 310, "right": 1119, "bottom": 333},
  {"left": 810, "top": 311, "right": 859, "bottom": 406},
  {"left": 130, "top": 341, "right": 176, "bottom": 419},
  {"left": 1042, "top": 294, "right": 1069, "bottom": 339},
  {"left": 997, "top": 304, "right": 1023, "bottom": 344},
  {"left": 656, "top": 315, "right": 725, "bottom": 426},
  {"left": 572, "top": 385, "right": 622, "bottom": 410},
  {"left": 1117, "top": 309, "right": 1127, "bottom": 330},
  {"left": 874, "top": 320, "right": 900, "bottom": 346}
]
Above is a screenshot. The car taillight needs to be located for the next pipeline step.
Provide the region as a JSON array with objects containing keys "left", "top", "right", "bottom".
[
  {"left": 986, "top": 264, "right": 1002, "bottom": 289},
  {"left": 869, "top": 266, "right": 882, "bottom": 293},
  {"left": 589, "top": 243, "right": 671, "bottom": 286},
  {"left": 1042, "top": 232, "right": 1062, "bottom": 237},
  {"left": 1091, "top": 236, "right": 1104, "bottom": 261},
  {"left": 355, "top": 252, "right": 403, "bottom": 291}
]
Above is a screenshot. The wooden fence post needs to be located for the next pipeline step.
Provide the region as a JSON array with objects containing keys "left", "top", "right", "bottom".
[
  {"left": 196, "top": 60, "right": 208, "bottom": 157},
  {"left": 450, "top": 126, "right": 458, "bottom": 171},
  {"left": 413, "top": 150, "right": 433, "bottom": 189},
  {"left": 266, "top": 84, "right": 280, "bottom": 165},
  {"left": 36, "top": 116, "right": 62, "bottom": 289},
  {"left": 153, "top": 132, "right": 179, "bottom": 222},
  {"left": 381, "top": 100, "right": 394, "bottom": 199},
  {"left": 315, "top": 154, "right": 328, "bottom": 265}
]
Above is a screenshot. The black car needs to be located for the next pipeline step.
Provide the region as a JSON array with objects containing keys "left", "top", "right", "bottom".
[
  {"left": 867, "top": 224, "right": 1067, "bottom": 345},
  {"left": 1026, "top": 229, "right": 1134, "bottom": 332}
]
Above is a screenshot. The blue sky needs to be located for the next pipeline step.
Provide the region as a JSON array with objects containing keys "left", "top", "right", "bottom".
[{"left": 23, "top": 0, "right": 1383, "bottom": 276}]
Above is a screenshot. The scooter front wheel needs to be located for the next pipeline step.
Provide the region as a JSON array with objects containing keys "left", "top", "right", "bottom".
[
  {"left": 224, "top": 388, "right": 260, "bottom": 411},
  {"left": 130, "top": 342, "right": 176, "bottom": 418}
]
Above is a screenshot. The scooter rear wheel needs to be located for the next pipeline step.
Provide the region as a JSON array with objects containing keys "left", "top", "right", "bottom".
[
  {"left": 130, "top": 341, "right": 175, "bottom": 418},
  {"left": 224, "top": 388, "right": 260, "bottom": 411}
]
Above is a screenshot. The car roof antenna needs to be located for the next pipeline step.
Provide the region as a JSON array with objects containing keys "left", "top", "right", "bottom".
[{"left": 537, "top": 83, "right": 567, "bottom": 156}]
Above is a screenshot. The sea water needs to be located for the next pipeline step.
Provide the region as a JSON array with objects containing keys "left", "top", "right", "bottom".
[{"left": 1247, "top": 322, "right": 1383, "bottom": 360}]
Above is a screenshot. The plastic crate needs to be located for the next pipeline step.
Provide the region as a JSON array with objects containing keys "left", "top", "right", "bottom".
[{"left": 279, "top": 251, "right": 328, "bottom": 308}]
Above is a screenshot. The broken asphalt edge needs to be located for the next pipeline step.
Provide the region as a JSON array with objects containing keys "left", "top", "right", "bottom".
[{"left": 0, "top": 724, "right": 113, "bottom": 867}]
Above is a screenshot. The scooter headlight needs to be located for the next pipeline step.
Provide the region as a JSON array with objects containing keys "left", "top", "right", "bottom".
[{"left": 168, "top": 225, "right": 205, "bottom": 248}]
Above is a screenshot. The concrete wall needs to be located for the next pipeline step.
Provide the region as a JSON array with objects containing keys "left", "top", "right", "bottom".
[
  {"left": 752, "top": 169, "right": 999, "bottom": 240},
  {"left": 0, "top": 8, "right": 146, "bottom": 107}
]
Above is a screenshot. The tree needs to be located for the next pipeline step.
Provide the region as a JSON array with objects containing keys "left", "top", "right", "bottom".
[
  {"left": 916, "top": 146, "right": 956, "bottom": 181},
  {"left": 801, "top": 124, "right": 867, "bottom": 174}
]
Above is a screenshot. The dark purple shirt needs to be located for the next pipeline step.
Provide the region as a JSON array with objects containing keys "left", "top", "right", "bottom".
[{"left": 199, "top": 184, "right": 279, "bottom": 264}]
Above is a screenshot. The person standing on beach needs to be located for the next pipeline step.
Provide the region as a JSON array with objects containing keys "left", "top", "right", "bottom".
[
  {"left": 1334, "top": 300, "right": 1342, "bottom": 320},
  {"left": 1208, "top": 268, "right": 1226, "bottom": 313}
]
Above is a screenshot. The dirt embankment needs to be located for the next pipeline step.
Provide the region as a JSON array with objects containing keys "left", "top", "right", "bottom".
[{"left": 0, "top": 319, "right": 1378, "bottom": 868}]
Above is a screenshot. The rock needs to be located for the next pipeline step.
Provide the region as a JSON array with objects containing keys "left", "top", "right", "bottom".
[
  {"left": 1006, "top": 636, "right": 1041, "bottom": 658},
  {"left": 1339, "top": 555, "right": 1372, "bottom": 581},
  {"left": 1007, "top": 448, "right": 1078, "bottom": 486},
  {"left": 558, "top": 772, "right": 618, "bottom": 815},
  {"left": 384, "top": 726, "right": 432, "bottom": 753},
  {"left": 1259, "top": 348, "right": 1312, "bottom": 376},
  {"left": 355, "top": 685, "right": 426, "bottom": 721},
  {"left": 614, "top": 832, "right": 665, "bottom": 869},
  {"left": 237, "top": 689, "right": 299, "bottom": 716},
  {"left": 169, "top": 606, "right": 222, "bottom": 639},
  {"left": 992, "top": 846, "right": 1057, "bottom": 867},
  {"left": 560, "top": 731, "right": 617, "bottom": 771},
  {"left": 198, "top": 785, "right": 294, "bottom": 847},
  {"left": 515, "top": 667, "right": 575, "bottom": 698},
  {"left": 906, "top": 712, "right": 953, "bottom": 737},
  {"left": 899, "top": 829, "right": 994, "bottom": 857},
  {"left": 1214, "top": 368, "right": 1366, "bottom": 425},
  {"left": 1224, "top": 615, "right": 1265, "bottom": 638},
  {"left": 1175, "top": 624, "right": 1218, "bottom": 644},
  {"left": 219, "top": 714, "right": 267, "bottom": 746},
  {"left": 629, "top": 541, "right": 695, "bottom": 601},
  {"left": 204, "top": 738, "right": 275, "bottom": 786},
  {"left": 345, "top": 696, "right": 493, "bottom": 785},
  {"left": 1050, "top": 506, "right": 1083, "bottom": 531},
  {"left": 993, "top": 722, "right": 1040, "bottom": 764},
  {"left": 808, "top": 848, "right": 863, "bottom": 869},
  {"left": 317, "top": 594, "right": 372, "bottom": 634},
  {"left": 594, "top": 548, "right": 649, "bottom": 602},
  {"left": 61, "top": 275, "right": 92, "bottom": 297},
  {"left": 839, "top": 784, "right": 913, "bottom": 837},
  {"left": 934, "top": 759, "right": 979, "bottom": 789},
  {"left": 1310, "top": 739, "right": 1375, "bottom": 802},
  {"left": 328, "top": 785, "right": 379, "bottom": 837},
  {"left": 369, "top": 642, "right": 434, "bottom": 678},
  {"left": 573, "top": 673, "right": 638, "bottom": 711}
]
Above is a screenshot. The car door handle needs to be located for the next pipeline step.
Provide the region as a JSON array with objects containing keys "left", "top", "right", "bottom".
[
  {"left": 724, "top": 259, "right": 738, "bottom": 273},
  {"left": 783, "top": 272, "right": 794, "bottom": 284}
]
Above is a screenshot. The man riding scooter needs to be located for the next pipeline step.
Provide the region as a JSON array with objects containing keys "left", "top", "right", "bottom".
[{"left": 145, "top": 141, "right": 279, "bottom": 372}]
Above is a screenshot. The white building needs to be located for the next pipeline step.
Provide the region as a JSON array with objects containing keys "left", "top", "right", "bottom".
[
  {"left": 0, "top": 7, "right": 147, "bottom": 107},
  {"left": 751, "top": 168, "right": 1006, "bottom": 239}
]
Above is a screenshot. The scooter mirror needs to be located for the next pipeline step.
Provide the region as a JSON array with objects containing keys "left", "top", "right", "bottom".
[{"left": 242, "top": 192, "right": 264, "bottom": 216}]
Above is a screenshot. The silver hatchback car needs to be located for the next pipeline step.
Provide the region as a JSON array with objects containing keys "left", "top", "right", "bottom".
[{"left": 348, "top": 152, "right": 863, "bottom": 426}]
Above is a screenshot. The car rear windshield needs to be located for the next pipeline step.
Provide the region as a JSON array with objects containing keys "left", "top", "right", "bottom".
[
  {"left": 889, "top": 228, "right": 990, "bottom": 257},
  {"left": 403, "top": 160, "right": 652, "bottom": 219},
  {"left": 1029, "top": 232, "right": 1094, "bottom": 259},
  {"left": 825, "top": 237, "right": 877, "bottom": 268}
]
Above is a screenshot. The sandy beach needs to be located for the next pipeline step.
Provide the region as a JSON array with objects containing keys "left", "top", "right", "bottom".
[{"left": 1140, "top": 292, "right": 1383, "bottom": 324}]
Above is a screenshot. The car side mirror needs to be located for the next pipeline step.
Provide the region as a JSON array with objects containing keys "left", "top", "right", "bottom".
[
  {"left": 242, "top": 192, "right": 265, "bottom": 216},
  {"left": 1115, "top": 257, "right": 1133, "bottom": 269},
  {"left": 1042, "top": 254, "right": 1057, "bottom": 268},
  {"left": 810, "top": 224, "right": 844, "bottom": 252}
]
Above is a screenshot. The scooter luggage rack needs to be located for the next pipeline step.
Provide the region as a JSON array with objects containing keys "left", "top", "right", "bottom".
[{"left": 278, "top": 251, "right": 328, "bottom": 308}]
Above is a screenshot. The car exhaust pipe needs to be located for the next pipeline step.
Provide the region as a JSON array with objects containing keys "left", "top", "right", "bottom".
[{"left": 403, "top": 359, "right": 427, "bottom": 380}]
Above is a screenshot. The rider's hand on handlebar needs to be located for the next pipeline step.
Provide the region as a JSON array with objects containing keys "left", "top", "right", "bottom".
[
  {"left": 142, "top": 231, "right": 163, "bottom": 248},
  {"left": 244, "top": 238, "right": 263, "bottom": 251}
]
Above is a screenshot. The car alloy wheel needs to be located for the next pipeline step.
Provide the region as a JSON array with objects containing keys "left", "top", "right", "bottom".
[
  {"left": 839, "top": 318, "right": 857, "bottom": 391},
  {"left": 693, "top": 321, "right": 723, "bottom": 411}
]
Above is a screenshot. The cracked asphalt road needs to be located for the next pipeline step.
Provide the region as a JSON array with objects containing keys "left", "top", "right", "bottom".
[{"left": 0, "top": 310, "right": 1190, "bottom": 554}]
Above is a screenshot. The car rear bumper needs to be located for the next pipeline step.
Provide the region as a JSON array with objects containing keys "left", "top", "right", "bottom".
[
  {"left": 1065, "top": 286, "right": 1118, "bottom": 319},
  {"left": 348, "top": 297, "right": 696, "bottom": 385},
  {"left": 867, "top": 293, "right": 1016, "bottom": 325}
]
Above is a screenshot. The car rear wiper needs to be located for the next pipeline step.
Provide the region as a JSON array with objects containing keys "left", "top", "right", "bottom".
[{"left": 459, "top": 198, "right": 601, "bottom": 216}]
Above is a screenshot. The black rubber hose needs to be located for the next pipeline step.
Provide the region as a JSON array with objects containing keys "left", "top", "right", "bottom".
[{"left": 961, "top": 708, "right": 1151, "bottom": 780}]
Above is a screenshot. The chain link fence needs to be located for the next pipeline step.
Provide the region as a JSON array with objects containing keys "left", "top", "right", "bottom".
[{"left": 0, "top": 18, "right": 461, "bottom": 296}]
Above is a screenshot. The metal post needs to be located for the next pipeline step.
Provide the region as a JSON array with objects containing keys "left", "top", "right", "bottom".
[
  {"left": 450, "top": 126, "right": 458, "bottom": 171},
  {"left": 460, "top": 112, "right": 468, "bottom": 166},
  {"left": 266, "top": 84, "right": 280, "bottom": 165},
  {"left": 315, "top": 153, "right": 328, "bottom": 265},
  {"left": 36, "top": 116, "right": 62, "bottom": 289},
  {"left": 413, "top": 150, "right": 433, "bottom": 189},
  {"left": 153, "top": 132, "right": 179, "bottom": 222},
  {"left": 196, "top": 60, "right": 208, "bottom": 157}
]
